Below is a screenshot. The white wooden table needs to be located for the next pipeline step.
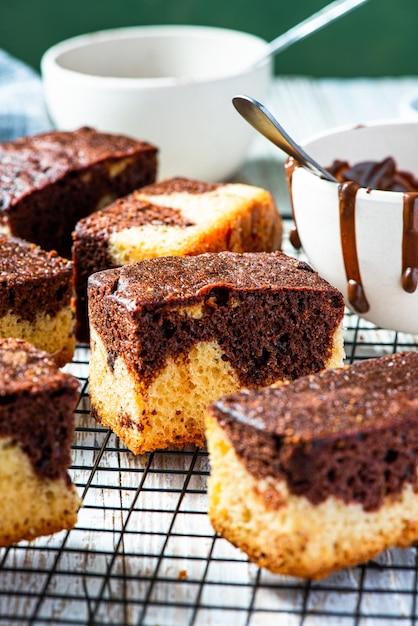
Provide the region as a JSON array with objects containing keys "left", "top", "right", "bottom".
[{"left": 2, "top": 76, "right": 418, "bottom": 626}]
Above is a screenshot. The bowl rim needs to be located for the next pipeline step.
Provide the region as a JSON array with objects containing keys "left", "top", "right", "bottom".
[
  {"left": 300, "top": 117, "right": 418, "bottom": 148},
  {"left": 40, "top": 24, "right": 270, "bottom": 88}
]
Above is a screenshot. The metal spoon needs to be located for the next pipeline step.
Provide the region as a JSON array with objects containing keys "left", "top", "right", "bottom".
[
  {"left": 251, "top": 0, "right": 369, "bottom": 68},
  {"left": 232, "top": 95, "right": 338, "bottom": 182}
]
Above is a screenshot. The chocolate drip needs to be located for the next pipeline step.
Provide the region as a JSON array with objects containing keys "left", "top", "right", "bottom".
[
  {"left": 289, "top": 228, "right": 302, "bottom": 250},
  {"left": 402, "top": 193, "right": 418, "bottom": 293},
  {"left": 338, "top": 182, "right": 370, "bottom": 313},
  {"left": 284, "top": 158, "right": 302, "bottom": 250}
]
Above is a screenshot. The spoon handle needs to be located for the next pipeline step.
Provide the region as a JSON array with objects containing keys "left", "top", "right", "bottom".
[{"left": 255, "top": 0, "right": 369, "bottom": 66}]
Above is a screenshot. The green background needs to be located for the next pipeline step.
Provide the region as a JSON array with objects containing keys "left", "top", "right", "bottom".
[{"left": 0, "top": 0, "right": 417, "bottom": 77}]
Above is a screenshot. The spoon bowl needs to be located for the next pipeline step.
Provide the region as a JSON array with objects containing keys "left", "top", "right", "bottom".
[{"left": 232, "top": 95, "right": 338, "bottom": 182}]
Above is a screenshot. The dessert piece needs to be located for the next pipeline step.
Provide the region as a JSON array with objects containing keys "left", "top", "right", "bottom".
[
  {"left": 88, "top": 251, "right": 345, "bottom": 454},
  {"left": 0, "top": 338, "right": 81, "bottom": 546},
  {"left": 0, "top": 236, "right": 75, "bottom": 367},
  {"left": 73, "top": 177, "right": 282, "bottom": 342},
  {"left": 0, "top": 126, "right": 157, "bottom": 258},
  {"left": 205, "top": 351, "right": 418, "bottom": 580}
]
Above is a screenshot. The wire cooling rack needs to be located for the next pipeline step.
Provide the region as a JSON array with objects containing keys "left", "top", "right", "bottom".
[{"left": 1, "top": 221, "right": 418, "bottom": 626}]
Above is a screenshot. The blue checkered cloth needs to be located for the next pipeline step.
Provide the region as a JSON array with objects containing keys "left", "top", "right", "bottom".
[{"left": 0, "top": 49, "right": 52, "bottom": 142}]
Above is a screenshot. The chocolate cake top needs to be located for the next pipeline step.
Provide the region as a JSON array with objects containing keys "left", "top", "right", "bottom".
[
  {"left": 0, "top": 235, "right": 72, "bottom": 281},
  {"left": 0, "top": 338, "right": 79, "bottom": 480},
  {"left": 89, "top": 251, "right": 340, "bottom": 307},
  {"left": 210, "top": 351, "right": 418, "bottom": 511},
  {"left": 0, "top": 126, "right": 156, "bottom": 210},
  {"left": 0, "top": 236, "right": 73, "bottom": 320}
]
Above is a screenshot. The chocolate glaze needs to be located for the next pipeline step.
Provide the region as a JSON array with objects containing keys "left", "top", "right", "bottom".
[
  {"left": 286, "top": 156, "right": 418, "bottom": 313},
  {"left": 210, "top": 351, "right": 418, "bottom": 511},
  {"left": 0, "top": 127, "right": 157, "bottom": 257},
  {"left": 0, "top": 338, "right": 79, "bottom": 480},
  {"left": 327, "top": 157, "right": 418, "bottom": 192},
  {"left": 73, "top": 191, "right": 194, "bottom": 342},
  {"left": 0, "top": 236, "right": 73, "bottom": 322},
  {"left": 88, "top": 251, "right": 345, "bottom": 387}
]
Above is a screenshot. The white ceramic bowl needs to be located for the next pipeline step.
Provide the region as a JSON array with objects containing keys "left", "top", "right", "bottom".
[
  {"left": 288, "top": 119, "right": 418, "bottom": 335},
  {"left": 40, "top": 25, "right": 272, "bottom": 181}
]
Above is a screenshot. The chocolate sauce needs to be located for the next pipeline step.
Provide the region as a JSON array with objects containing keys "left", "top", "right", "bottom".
[
  {"left": 327, "top": 157, "right": 418, "bottom": 192},
  {"left": 402, "top": 193, "right": 418, "bottom": 293},
  {"left": 286, "top": 156, "right": 418, "bottom": 313},
  {"left": 338, "top": 181, "right": 369, "bottom": 313},
  {"left": 284, "top": 158, "right": 302, "bottom": 250},
  {"left": 88, "top": 251, "right": 345, "bottom": 388},
  {"left": 73, "top": 194, "right": 196, "bottom": 343},
  {"left": 0, "top": 338, "right": 79, "bottom": 480}
]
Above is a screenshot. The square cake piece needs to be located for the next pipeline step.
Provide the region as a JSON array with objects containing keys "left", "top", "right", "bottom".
[
  {"left": 0, "top": 127, "right": 157, "bottom": 258},
  {"left": 0, "top": 338, "right": 80, "bottom": 546},
  {"left": 88, "top": 251, "right": 345, "bottom": 454},
  {"left": 206, "top": 351, "right": 418, "bottom": 579},
  {"left": 0, "top": 236, "right": 75, "bottom": 367},
  {"left": 73, "top": 177, "right": 282, "bottom": 342}
]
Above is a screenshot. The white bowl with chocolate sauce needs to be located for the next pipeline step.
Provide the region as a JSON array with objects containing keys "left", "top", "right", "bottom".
[{"left": 287, "top": 119, "right": 418, "bottom": 335}]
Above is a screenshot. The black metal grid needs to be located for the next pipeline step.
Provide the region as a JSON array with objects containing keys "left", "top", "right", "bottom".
[{"left": 1, "top": 222, "right": 418, "bottom": 626}]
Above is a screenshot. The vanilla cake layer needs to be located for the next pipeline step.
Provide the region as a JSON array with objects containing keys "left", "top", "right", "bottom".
[
  {"left": 73, "top": 177, "right": 282, "bottom": 342},
  {"left": 206, "top": 351, "right": 418, "bottom": 579},
  {"left": 88, "top": 251, "right": 345, "bottom": 454}
]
